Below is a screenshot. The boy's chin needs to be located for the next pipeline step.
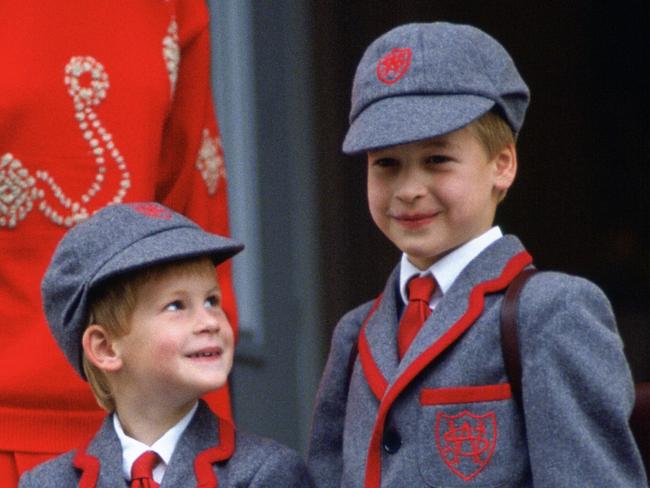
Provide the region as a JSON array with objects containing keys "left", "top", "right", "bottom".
[
  {"left": 404, "top": 248, "right": 451, "bottom": 270},
  {"left": 198, "top": 378, "right": 230, "bottom": 394}
]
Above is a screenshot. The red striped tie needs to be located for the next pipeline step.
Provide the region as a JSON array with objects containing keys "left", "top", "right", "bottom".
[
  {"left": 397, "top": 275, "right": 436, "bottom": 358},
  {"left": 130, "top": 451, "right": 160, "bottom": 488}
]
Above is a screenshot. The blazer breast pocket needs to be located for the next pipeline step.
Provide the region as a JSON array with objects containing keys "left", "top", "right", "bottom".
[{"left": 417, "top": 383, "right": 527, "bottom": 487}]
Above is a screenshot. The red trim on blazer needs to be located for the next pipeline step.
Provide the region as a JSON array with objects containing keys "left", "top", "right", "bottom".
[
  {"left": 72, "top": 416, "right": 235, "bottom": 488},
  {"left": 194, "top": 417, "right": 236, "bottom": 488},
  {"left": 362, "top": 250, "right": 532, "bottom": 488},
  {"left": 72, "top": 442, "right": 99, "bottom": 488},
  {"left": 358, "top": 294, "right": 388, "bottom": 400},
  {"left": 420, "top": 384, "right": 512, "bottom": 405}
]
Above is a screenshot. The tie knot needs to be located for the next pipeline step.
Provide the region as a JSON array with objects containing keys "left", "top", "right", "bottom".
[
  {"left": 131, "top": 451, "right": 160, "bottom": 481},
  {"left": 407, "top": 275, "right": 436, "bottom": 303}
]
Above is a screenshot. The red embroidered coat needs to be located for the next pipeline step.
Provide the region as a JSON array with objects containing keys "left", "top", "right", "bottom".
[{"left": 0, "top": 0, "right": 236, "bottom": 462}]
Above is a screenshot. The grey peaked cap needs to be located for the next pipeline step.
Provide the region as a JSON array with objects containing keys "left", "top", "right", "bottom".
[
  {"left": 343, "top": 22, "right": 530, "bottom": 154},
  {"left": 41, "top": 202, "right": 244, "bottom": 379}
]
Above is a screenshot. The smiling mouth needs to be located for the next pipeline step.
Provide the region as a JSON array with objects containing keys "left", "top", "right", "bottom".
[
  {"left": 393, "top": 212, "right": 437, "bottom": 228},
  {"left": 187, "top": 349, "right": 222, "bottom": 359}
]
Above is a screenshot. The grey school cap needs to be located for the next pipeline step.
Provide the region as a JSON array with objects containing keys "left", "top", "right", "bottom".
[
  {"left": 343, "top": 22, "right": 530, "bottom": 154},
  {"left": 41, "top": 202, "right": 244, "bottom": 379}
]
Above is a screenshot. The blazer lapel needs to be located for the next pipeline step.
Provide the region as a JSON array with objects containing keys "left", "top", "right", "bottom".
[
  {"left": 361, "top": 236, "right": 533, "bottom": 487},
  {"left": 73, "top": 415, "right": 128, "bottom": 488},
  {"left": 360, "top": 266, "right": 401, "bottom": 393},
  {"left": 397, "top": 235, "right": 530, "bottom": 376},
  {"left": 161, "top": 400, "right": 235, "bottom": 488},
  {"left": 360, "top": 236, "right": 532, "bottom": 398}
]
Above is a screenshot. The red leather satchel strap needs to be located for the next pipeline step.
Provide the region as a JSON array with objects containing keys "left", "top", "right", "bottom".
[{"left": 499, "top": 268, "right": 538, "bottom": 407}]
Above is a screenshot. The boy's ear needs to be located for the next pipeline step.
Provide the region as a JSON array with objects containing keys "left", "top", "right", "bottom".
[
  {"left": 82, "top": 324, "right": 123, "bottom": 372},
  {"left": 492, "top": 143, "right": 517, "bottom": 194}
]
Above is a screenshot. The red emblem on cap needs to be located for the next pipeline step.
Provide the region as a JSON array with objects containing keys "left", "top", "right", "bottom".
[
  {"left": 376, "top": 47, "right": 412, "bottom": 85},
  {"left": 435, "top": 410, "right": 497, "bottom": 481},
  {"left": 129, "top": 203, "right": 173, "bottom": 220}
]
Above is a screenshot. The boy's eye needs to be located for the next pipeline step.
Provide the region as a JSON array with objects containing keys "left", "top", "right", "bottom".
[
  {"left": 426, "top": 155, "right": 451, "bottom": 164},
  {"left": 372, "top": 157, "right": 398, "bottom": 168},
  {"left": 164, "top": 300, "right": 185, "bottom": 312},
  {"left": 204, "top": 294, "right": 221, "bottom": 309}
]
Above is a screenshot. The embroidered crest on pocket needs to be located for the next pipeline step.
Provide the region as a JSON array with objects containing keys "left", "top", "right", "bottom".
[{"left": 435, "top": 410, "right": 497, "bottom": 481}]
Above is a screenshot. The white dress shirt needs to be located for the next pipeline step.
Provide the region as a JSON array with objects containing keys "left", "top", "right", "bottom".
[
  {"left": 399, "top": 226, "right": 503, "bottom": 309},
  {"left": 113, "top": 401, "right": 198, "bottom": 483}
]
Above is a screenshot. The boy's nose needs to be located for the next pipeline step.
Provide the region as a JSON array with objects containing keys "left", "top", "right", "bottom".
[
  {"left": 395, "top": 172, "right": 427, "bottom": 202},
  {"left": 196, "top": 310, "right": 221, "bottom": 334}
]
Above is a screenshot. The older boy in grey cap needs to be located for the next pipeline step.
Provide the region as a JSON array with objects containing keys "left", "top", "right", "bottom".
[
  {"left": 20, "top": 202, "right": 313, "bottom": 487},
  {"left": 308, "top": 22, "right": 646, "bottom": 487}
]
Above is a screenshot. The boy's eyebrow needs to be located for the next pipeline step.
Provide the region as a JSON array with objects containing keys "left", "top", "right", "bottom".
[
  {"left": 421, "top": 138, "right": 459, "bottom": 150},
  {"left": 368, "top": 137, "right": 460, "bottom": 158},
  {"left": 163, "top": 284, "right": 221, "bottom": 297}
]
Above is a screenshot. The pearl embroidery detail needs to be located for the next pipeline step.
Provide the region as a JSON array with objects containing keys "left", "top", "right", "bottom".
[
  {"left": 0, "top": 153, "right": 40, "bottom": 228},
  {"left": 163, "top": 18, "right": 180, "bottom": 94},
  {"left": 196, "top": 129, "right": 226, "bottom": 195},
  {"left": 0, "top": 56, "right": 131, "bottom": 229}
]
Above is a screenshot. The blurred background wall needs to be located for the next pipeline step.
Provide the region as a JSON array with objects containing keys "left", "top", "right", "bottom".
[{"left": 210, "top": 0, "right": 649, "bottom": 454}]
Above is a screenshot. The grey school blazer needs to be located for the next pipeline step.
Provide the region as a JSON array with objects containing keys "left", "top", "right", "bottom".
[
  {"left": 308, "top": 235, "right": 647, "bottom": 488},
  {"left": 19, "top": 400, "right": 313, "bottom": 487}
]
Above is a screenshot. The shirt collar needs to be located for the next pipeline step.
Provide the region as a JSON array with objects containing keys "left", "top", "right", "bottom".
[
  {"left": 113, "top": 401, "right": 198, "bottom": 482},
  {"left": 399, "top": 226, "right": 503, "bottom": 305}
]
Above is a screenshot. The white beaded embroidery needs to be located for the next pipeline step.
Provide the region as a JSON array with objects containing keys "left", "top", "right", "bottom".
[
  {"left": 163, "top": 18, "right": 180, "bottom": 94},
  {"left": 0, "top": 153, "right": 40, "bottom": 228},
  {"left": 0, "top": 55, "right": 131, "bottom": 229},
  {"left": 195, "top": 129, "right": 226, "bottom": 195}
]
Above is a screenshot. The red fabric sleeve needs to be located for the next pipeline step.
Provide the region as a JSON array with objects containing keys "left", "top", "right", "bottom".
[{"left": 156, "top": 0, "right": 238, "bottom": 421}]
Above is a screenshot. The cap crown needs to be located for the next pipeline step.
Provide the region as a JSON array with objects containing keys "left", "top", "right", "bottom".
[
  {"left": 41, "top": 202, "right": 243, "bottom": 377},
  {"left": 344, "top": 22, "right": 530, "bottom": 154}
]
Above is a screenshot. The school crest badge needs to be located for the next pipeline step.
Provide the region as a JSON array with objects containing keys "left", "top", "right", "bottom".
[
  {"left": 435, "top": 410, "right": 497, "bottom": 481},
  {"left": 376, "top": 47, "right": 412, "bottom": 85},
  {"left": 129, "top": 203, "right": 173, "bottom": 220}
]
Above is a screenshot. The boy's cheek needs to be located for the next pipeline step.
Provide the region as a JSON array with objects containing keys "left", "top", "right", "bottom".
[{"left": 153, "top": 339, "right": 181, "bottom": 359}]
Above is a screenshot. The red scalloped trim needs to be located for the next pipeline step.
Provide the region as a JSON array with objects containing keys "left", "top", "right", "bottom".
[
  {"left": 72, "top": 442, "right": 100, "bottom": 488},
  {"left": 193, "top": 417, "right": 235, "bottom": 488}
]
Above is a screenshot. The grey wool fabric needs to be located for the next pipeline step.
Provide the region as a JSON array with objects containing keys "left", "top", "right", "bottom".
[
  {"left": 41, "top": 202, "right": 243, "bottom": 378},
  {"left": 308, "top": 235, "right": 647, "bottom": 487},
  {"left": 343, "top": 22, "right": 530, "bottom": 154},
  {"left": 19, "top": 401, "right": 313, "bottom": 487}
]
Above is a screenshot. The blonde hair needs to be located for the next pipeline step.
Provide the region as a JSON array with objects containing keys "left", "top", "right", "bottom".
[
  {"left": 467, "top": 110, "right": 516, "bottom": 159},
  {"left": 83, "top": 257, "right": 215, "bottom": 411},
  {"left": 467, "top": 110, "right": 517, "bottom": 202}
]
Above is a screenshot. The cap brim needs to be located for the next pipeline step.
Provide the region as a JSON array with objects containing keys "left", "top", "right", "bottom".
[
  {"left": 91, "top": 226, "right": 244, "bottom": 286},
  {"left": 343, "top": 94, "right": 495, "bottom": 154}
]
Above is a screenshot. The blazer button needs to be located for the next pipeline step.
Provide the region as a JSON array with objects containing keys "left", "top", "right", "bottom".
[{"left": 382, "top": 428, "right": 401, "bottom": 454}]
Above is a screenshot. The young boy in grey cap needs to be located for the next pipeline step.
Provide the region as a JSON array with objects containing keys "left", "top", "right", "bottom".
[
  {"left": 20, "top": 202, "right": 313, "bottom": 487},
  {"left": 308, "top": 22, "right": 646, "bottom": 487}
]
